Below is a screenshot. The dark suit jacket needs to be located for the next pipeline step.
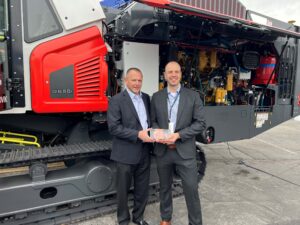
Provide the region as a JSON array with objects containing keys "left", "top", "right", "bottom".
[
  {"left": 107, "top": 90, "right": 151, "bottom": 164},
  {"left": 151, "top": 87, "right": 206, "bottom": 159}
]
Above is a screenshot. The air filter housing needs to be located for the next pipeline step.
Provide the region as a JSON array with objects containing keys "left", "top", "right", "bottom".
[{"left": 242, "top": 51, "right": 260, "bottom": 70}]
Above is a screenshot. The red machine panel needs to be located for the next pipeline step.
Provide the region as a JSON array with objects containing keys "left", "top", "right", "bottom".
[{"left": 30, "top": 26, "right": 108, "bottom": 113}]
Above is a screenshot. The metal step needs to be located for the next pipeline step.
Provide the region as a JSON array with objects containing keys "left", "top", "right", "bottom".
[{"left": 0, "top": 141, "right": 112, "bottom": 168}]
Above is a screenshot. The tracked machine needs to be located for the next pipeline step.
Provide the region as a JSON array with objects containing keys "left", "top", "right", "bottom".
[{"left": 0, "top": 0, "right": 300, "bottom": 224}]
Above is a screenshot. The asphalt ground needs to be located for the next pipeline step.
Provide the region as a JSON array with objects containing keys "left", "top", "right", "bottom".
[{"left": 76, "top": 118, "right": 300, "bottom": 225}]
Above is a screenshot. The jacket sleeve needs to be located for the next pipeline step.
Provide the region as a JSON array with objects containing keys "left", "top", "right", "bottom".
[
  {"left": 107, "top": 96, "right": 139, "bottom": 143},
  {"left": 150, "top": 93, "right": 160, "bottom": 129},
  {"left": 178, "top": 92, "right": 206, "bottom": 142}
]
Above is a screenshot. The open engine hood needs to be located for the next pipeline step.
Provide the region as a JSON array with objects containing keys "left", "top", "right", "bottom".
[{"left": 135, "top": 0, "right": 300, "bottom": 38}]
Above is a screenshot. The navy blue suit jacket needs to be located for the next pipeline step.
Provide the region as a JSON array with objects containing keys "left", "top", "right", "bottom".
[
  {"left": 107, "top": 90, "right": 151, "bottom": 164},
  {"left": 151, "top": 87, "right": 206, "bottom": 159}
]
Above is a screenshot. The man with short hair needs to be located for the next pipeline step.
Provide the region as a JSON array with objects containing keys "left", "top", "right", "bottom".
[
  {"left": 151, "top": 61, "right": 206, "bottom": 225},
  {"left": 107, "top": 68, "right": 153, "bottom": 225}
]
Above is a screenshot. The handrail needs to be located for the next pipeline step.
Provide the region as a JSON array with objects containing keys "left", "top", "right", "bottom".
[
  {"left": 0, "top": 31, "right": 5, "bottom": 42},
  {"left": 0, "top": 131, "right": 41, "bottom": 147}
]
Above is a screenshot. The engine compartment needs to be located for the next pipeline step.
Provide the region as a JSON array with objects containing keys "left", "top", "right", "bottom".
[{"left": 105, "top": 3, "right": 296, "bottom": 110}]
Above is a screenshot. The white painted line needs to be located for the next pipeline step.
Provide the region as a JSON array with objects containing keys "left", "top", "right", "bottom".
[{"left": 256, "top": 138, "right": 297, "bottom": 155}]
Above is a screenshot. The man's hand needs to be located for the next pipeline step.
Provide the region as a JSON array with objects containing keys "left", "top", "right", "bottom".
[
  {"left": 164, "top": 132, "right": 180, "bottom": 144},
  {"left": 156, "top": 132, "right": 180, "bottom": 145},
  {"left": 152, "top": 129, "right": 166, "bottom": 141},
  {"left": 138, "top": 129, "right": 154, "bottom": 143}
]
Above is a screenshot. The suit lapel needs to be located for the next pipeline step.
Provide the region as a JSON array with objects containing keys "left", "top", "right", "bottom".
[
  {"left": 176, "top": 88, "right": 186, "bottom": 129},
  {"left": 142, "top": 93, "right": 150, "bottom": 128},
  {"left": 123, "top": 90, "right": 141, "bottom": 124}
]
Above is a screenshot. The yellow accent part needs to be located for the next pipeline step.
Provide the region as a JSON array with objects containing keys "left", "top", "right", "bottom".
[
  {"left": 288, "top": 20, "right": 296, "bottom": 24},
  {"left": 0, "top": 131, "right": 40, "bottom": 147},
  {"left": 0, "top": 36, "right": 5, "bottom": 42},
  {"left": 226, "top": 70, "right": 234, "bottom": 91},
  {"left": 215, "top": 88, "right": 223, "bottom": 104},
  {"left": 215, "top": 88, "right": 227, "bottom": 104},
  {"left": 223, "top": 89, "right": 228, "bottom": 105},
  {"left": 210, "top": 50, "right": 217, "bottom": 69},
  {"left": 199, "top": 51, "right": 208, "bottom": 72}
]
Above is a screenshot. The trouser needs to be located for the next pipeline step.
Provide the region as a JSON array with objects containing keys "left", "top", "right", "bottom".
[
  {"left": 116, "top": 152, "right": 150, "bottom": 225},
  {"left": 156, "top": 149, "right": 202, "bottom": 225}
]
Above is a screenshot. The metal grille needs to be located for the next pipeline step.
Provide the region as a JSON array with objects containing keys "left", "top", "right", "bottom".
[
  {"left": 75, "top": 57, "right": 101, "bottom": 97},
  {"left": 171, "top": 0, "right": 246, "bottom": 19},
  {"left": 278, "top": 46, "right": 296, "bottom": 99}
]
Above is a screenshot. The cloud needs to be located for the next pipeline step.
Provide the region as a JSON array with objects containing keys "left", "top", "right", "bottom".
[{"left": 240, "top": 0, "right": 300, "bottom": 25}]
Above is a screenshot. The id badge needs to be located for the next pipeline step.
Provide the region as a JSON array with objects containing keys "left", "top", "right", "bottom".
[{"left": 168, "top": 122, "right": 174, "bottom": 133}]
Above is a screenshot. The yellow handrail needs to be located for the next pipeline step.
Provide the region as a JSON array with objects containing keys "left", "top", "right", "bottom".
[{"left": 0, "top": 131, "right": 40, "bottom": 147}]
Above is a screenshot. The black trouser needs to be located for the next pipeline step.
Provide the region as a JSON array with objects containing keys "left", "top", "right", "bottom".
[
  {"left": 156, "top": 149, "right": 202, "bottom": 225},
  {"left": 116, "top": 151, "right": 150, "bottom": 225}
]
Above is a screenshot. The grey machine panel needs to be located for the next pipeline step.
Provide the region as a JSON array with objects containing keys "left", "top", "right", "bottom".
[
  {"left": 50, "top": 65, "right": 74, "bottom": 99},
  {"left": 122, "top": 41, "right": 159, "bottom": 96},
  {"left": 0, "top": 157, "right": 160, "bottom": 225},
  {"left": 203, "top": 105, "right": 252, "bottom": 143},
  {"left": 250, "top": 105, "right": 293, "bottom": 138},
  {"left": 0, "top": 160, "right": 116, "bottom": 218}
]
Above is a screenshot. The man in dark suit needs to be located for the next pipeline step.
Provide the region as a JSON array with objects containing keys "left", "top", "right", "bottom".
[
  {"left": 151, "top": 61, "right": 206, "bottom": 225},
  {"left": 107, "top": 68, "right": 153, "bottom": 225}
]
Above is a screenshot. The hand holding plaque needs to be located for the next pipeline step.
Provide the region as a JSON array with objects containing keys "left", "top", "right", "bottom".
[
  {"left": 150, "top": 129, "right": 171, "bottom": 141},
  {"left": 150, "top": 129, "right": 180, "bottom": 145}
]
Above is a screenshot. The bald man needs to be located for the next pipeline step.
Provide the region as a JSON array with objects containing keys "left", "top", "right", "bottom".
[{"left": 151, "top": 61, "right": 206, "bottom": 225}]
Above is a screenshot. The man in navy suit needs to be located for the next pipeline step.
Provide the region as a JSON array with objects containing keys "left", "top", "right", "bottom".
[
  {"left": 151, "top": 61, "right": 206, "bottom": 225},
  {"left": 107, "top": 68, "right": 153, "bottom": 225}
]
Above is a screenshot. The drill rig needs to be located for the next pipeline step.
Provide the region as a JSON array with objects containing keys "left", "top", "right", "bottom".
[{"left": 0, "top": 0, "right": 300, "bottom": 224}]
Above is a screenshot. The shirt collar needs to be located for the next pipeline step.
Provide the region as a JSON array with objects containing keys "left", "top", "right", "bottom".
[
  {"left": 127, "top": 88, "right": 142, "bottom": 100},
  {"left": 167, "top": 84, "right": 181, "bottom": 95}
]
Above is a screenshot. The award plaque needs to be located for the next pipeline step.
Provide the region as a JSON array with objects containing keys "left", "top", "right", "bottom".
[{"left": 150, "top": 129, "right": 172, "bottom": 140}]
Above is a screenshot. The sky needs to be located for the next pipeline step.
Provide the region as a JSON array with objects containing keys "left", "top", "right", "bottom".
[{"left": 240, "top": 0, "right": 300, "bottom": 25}]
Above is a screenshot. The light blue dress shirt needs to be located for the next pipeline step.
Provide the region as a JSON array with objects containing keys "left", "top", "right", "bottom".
[
  {"left": 167, "top": 85, "right": 181, "bottom": 131},
  {"left": 127, "top": 89, "right": 148, "bottom": 130}
]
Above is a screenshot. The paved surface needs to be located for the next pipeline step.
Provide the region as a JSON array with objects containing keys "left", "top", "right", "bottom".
[{"left": 76, "top": 118, "right": 300, "bottom": 225}]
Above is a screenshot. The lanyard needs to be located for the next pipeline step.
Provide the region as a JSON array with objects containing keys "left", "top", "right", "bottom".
[{"left": 168, "top": 92, "right": 179, "bottom": 121}]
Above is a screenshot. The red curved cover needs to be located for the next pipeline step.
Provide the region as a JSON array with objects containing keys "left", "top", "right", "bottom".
[{"left": 30, "top": 26, "right": 108, "bottom": 113}]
